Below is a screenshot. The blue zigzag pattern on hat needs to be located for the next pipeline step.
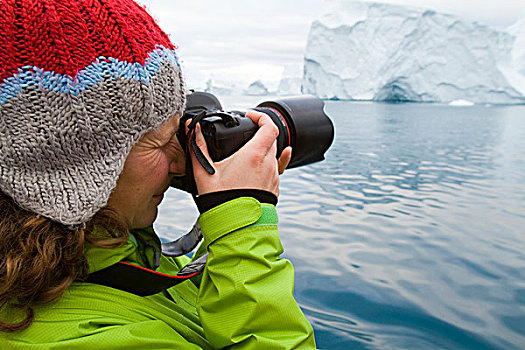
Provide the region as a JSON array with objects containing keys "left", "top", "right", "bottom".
[{"left": 0, "top": 46, "right": 180, "bottom": 105}]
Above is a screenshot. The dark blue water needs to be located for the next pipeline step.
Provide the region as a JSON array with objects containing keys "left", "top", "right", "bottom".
[{"left": 156, "top": 99, "right": 525, "bottom": 349}]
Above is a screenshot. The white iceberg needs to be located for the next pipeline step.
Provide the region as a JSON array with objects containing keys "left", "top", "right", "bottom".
[
  {"left": 500, "top": 17, "right": 525, "bottom": 97},
  {"left": 508, "top": 17, "right": 525, "bottom": 77},
  {"left": 204, "top": 78, "right": 236, "bottom": 96},
  {"left": 277, "top": 65, "right": 303, "bottom": 95},
  {"left": 278, "top": 76, "right": 303, "bottom": 96},
  {"left": 302, "top": 1, "right": 525, "bottom": 104},
  {"left": 244, "top": 80, "right": 269, "bottom": 96}
]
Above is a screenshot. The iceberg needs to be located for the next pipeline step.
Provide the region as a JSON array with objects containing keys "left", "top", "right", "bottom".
[
  {"left": 204, "top": 78, "right": 235, "bottom": 96},
  {"left": 278, "top": 76, "right": 302, "bottom": 95},
  {"left": 244, "top": 80, "right": 269, "bottom": 96},
  {"left": 500, "top": 17, "right": 525, "bottom": 97},
  {"left": 302, "top": 1, "right": 525, "bottom": 104},
  {"left": 277, "top": 65, "right": 303, "bottom": 95},
  {"left": 508, "top": 17, "right": 525, "bottom": 77}
]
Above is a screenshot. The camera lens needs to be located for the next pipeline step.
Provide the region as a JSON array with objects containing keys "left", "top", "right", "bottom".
[{"left": 256, "top": 96, "right": 334, "bottom": 168}]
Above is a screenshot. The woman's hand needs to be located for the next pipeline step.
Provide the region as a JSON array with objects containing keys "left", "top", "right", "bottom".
[{"left": 187, "top": 111, "right": 292, "bottom": 197}]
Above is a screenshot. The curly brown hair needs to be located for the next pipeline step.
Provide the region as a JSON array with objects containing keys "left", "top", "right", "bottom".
[{"left": 0, "top": 191, "right": 129, "bottom": 332}]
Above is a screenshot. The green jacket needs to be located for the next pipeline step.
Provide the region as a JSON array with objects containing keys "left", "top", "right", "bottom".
[{"left": 1, "top": 197, "right": 316, "bottom": 349}]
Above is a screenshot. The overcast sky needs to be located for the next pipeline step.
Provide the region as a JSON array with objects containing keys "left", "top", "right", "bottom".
[{"left": 137, "top": 0, "right": 525, "bottom": 90}]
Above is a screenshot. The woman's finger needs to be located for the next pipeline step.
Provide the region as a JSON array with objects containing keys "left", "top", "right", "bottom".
[
  {"left": 244, "top": 111, "right": 279, "bottom": 155},
  {"left": 278, "top": 147, "right": 292, "bottom": 174}
]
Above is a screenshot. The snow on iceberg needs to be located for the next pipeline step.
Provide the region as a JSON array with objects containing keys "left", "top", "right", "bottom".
[{"left": 302, "top": 1, "right": 525, "bottom": 104}]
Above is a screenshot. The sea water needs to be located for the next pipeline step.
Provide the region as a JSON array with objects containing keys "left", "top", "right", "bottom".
[{"left": 155, "top": 98, "right": 525, "bottom": 350}]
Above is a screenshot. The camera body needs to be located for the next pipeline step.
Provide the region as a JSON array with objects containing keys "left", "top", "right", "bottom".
[{"left": 172, "top": 91, "right": 334, "bottom": 194}]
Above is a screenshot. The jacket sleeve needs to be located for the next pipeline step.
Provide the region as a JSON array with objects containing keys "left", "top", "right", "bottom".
[{"left": 196, "top": 197, "right": 316, "bottom": 349}]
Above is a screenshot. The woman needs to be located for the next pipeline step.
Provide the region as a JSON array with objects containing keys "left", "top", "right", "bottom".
[{"left": 0, "top": 0, "right": 316, "bottom": 348}]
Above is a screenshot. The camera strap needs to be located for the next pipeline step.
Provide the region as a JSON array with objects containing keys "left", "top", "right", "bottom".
[
  {"left": 86, "top": 223, "right": 207, "bottom": 296},
  {"left": 186, "top": 111, "right": 216, "bottom": 175}
]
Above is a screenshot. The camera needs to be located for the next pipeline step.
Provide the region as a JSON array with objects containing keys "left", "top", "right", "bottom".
[{"left": 172, "top": 91, "right": 334, "bottom": 194}]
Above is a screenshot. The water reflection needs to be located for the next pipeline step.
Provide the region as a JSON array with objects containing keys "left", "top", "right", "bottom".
[{"left": 279, "top": 102, "right": 525, "bottom": 349}]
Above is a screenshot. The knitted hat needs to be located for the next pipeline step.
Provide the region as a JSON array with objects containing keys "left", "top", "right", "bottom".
[{"left": 0, "top": 0, "right": 185, "bottom": 226}]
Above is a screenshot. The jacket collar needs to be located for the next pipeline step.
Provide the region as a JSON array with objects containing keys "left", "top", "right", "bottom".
[{"left": 84, "top": 226, "right": 162, "bottom": 274}]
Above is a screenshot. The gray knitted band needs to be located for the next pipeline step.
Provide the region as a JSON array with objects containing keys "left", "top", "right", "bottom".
[{"left": 0, "top": 47, "right": 185, "bottom": 226}]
